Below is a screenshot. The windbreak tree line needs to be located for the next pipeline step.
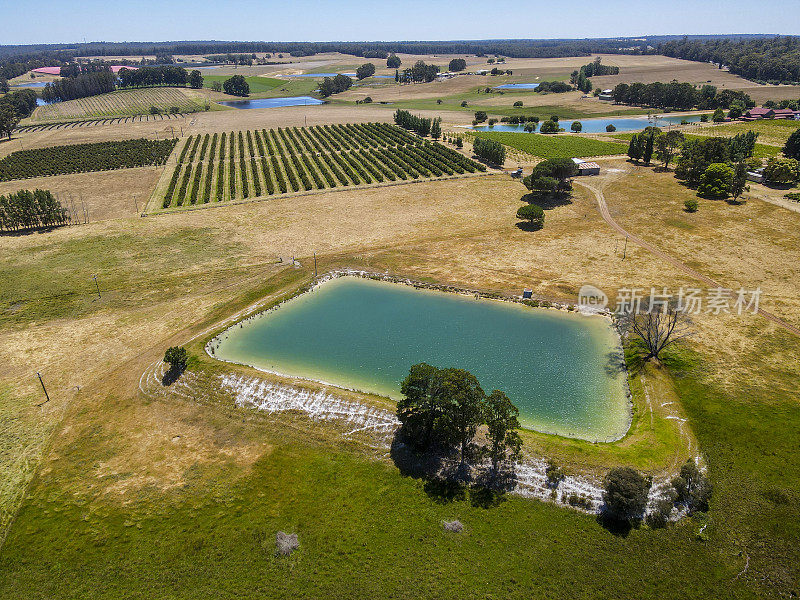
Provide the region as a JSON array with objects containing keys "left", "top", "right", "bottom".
[
  {"left": 319, "top": 74, "right": 352, "bottom": 97},
  {"left": 0, "top": 189, "right": 69, "bottom": 232},
  {"left": 0, "top": 138, "right": 177, "bottom": 181},
  {"left": 41, "top": 71, "right": 116, "bottom": 102},
  {"left": 612, "top": 82, "right": 754, "bottom": 111},
  {"left": 118, "top": 66, "right": 189, "bottom": 88}
]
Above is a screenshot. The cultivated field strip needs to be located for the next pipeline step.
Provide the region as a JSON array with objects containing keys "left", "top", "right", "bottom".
[
  {"left": 161, "top": 123, "right": 485, "bottom": 208},
  {"left": 17, "top": 112, "right": 187, "bottom": 133},
  {"left": 31, "top": 88, "right": 208, "bottom": 122},
  {"left": 0, "top": 138, "right": 177, "bottom": 181}
]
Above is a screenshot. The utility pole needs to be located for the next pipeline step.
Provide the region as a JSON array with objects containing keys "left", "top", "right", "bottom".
[
  {"left": 92, "top": 274, "right": 101, "bottom": 298},
  {"left": 133, "top": 195, "right": 139, "bottom": 213},
  {"left": 313, "top": 252, "right": 317, "bottom": 278},
  {"left": 36, "top": 372, "right": 50, "bottom": 406},
  {"left": 622, "top": 236, "right": 628, "bottom": 260}
]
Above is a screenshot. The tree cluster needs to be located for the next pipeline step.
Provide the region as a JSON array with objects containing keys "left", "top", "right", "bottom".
[
  {"left": 613, "top": 81, "right": 755, "bottom": 111},
  {"left": 674, "top": 132, "right": 758, "bottom": 185},
  {"left": 355, "top": 63, "right": 376, "bottom": 80},
  {"left": 448, "top": 58, "right": 467, "bottom": 72},
  {"left": 0, "top": 89, "right": 37, "bottom": 119},
  {"left": 118, "top": 65, "right": 189, "bottom": 88},
  {"left": 393, "top": 109, "right": 434, "bottom": 136},
  {"left": 400, "top": 61, "right": 440, "bottom": 83},
  {"left": 0, "top": 189, "right": 69, "bottom": 233},
  {"left": 535, "top": 80, "right": 573, "bottom": 94},
  {"left": 660, "top": 36, "right": 800, "bottom": 84},
  {"left": 223, "top": 75, "right": 250, "bottom": 97},
  {"left": 397, "top": 363, "right": 522, "bottom": 474},
  {"left": 523, "top": 158, "right": 578, "bottom": 197},
  {"left": 319, "top": 74, "right": 352, "bottom": 97},
  {"left": 472, "top": 136, "right": 506, "bottom": 165},
  {"left": 41, "top": 71, "right": 116, "bottom": 102}
]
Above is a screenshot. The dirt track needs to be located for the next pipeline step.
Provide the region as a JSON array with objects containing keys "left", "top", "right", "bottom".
[{"left": 576, "top": 169, "right": 800, "bottom": 337}]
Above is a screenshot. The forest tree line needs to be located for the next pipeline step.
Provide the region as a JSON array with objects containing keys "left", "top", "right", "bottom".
[{"left": 0, "top": 189, "right": 69, "bottom": 232}]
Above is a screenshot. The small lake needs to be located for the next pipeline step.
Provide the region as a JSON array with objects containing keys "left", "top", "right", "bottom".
[
  {"left": 212, "top": 277, "right": 631, "bottom": 440},
  {"left": 218, "top": 96, "right": 324, "bottom": 109},
  {"left": 494, "top": 83, "right": 540, "bottom": 90},
  {"left": 471, "top": 114, "right": 704, "bottom": 134},
  {"left": 13, "top": 81, "right": 49, "bottom": 88}
]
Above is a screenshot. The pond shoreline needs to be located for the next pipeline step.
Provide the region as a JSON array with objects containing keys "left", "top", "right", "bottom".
[{"left": 206, "top": 269, "right": 633, "bottom": 442}]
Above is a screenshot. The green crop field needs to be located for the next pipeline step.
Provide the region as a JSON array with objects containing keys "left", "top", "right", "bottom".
[
  {"left": 202, "top": 75, "right": 285, "bottom": 93},
  {"left": 30, "top": 88, "right": 216, "bottom": 122},
  {"left": 158, "top": 123, "right": 484, "bottom": 209},
  {"left": 472, "top": 131, "right": 628, "bottom": 159}
]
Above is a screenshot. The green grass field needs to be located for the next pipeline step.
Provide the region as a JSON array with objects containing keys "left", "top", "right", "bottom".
[
  {"left": 473, "top": 131, "right": 628, "bottom": 159},
  {"left": 203, "top": 75, "right": 285, "bottom": 93}
]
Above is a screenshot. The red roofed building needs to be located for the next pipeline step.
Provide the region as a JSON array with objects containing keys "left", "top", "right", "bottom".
[{"left": 742, "top": 107, "right": 800, "bottom": 121}]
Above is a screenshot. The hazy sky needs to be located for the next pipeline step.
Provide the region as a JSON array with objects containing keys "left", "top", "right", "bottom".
[{"left": 1, "top": 0, "right": 797, "bottom": 46}]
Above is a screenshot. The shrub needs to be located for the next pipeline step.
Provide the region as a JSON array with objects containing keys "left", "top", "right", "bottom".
[
  {"left": 671, "top": 460, "right": 712, "bottom": 514},
  {"left": 571, "top": 121, "right": 582, "bottom": 133},
  {"left": 474, "top": 111, "right": 488, "bottom": 123},
  {"left": 164, "top": 346, "right": 188, "bottom": 371},
  {"left": 697, "top": 163, "right": 734, "bottom": 199},
  {"left": 602, "top": 467, "right": 651, "bottom": 522},
  {"left": 763, "top": 157, "right": 799, "bottom": 185},
  {"left": 539, "top": 120, "right": 559, "bottom": 134},
  {"left": 684, "top": 198, "right": 699, "bottom": 212},
  {"left": 606, "top": 124, "right": 616, "bottom": 132},
  {"left": 513, "top": 101, "right": 523, "bottom": 107},
  {"left": 516, "top": 203, "right": 544, "bottom": 229}
]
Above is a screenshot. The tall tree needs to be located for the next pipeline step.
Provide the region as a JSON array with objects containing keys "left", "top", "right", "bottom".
[
  {"left": 655, "top": 130, "right": 684, "bottom": 169},
  {"left": 188, "top": 70, "right": 204, "bottom": 89},
  {"left": 642, "top": 131, "right": 655, "bottom": 166},
  {"left": 0, "top": 103, "right": 20, "bottom": 139},
  {"left": 223, "top": 75, "right": 250, "bottom": 97},
  {"left": 397, "top": 363, "right": 449, "bottom": 451},
  {"left": 483, "top": 391, "right": 522, "bottom": 476},
  {"left": 438, "top": 368, "right": 485, "bottom": 465},
  {"left": 731, "top": 160, "right": 749, "bottom": 203}
]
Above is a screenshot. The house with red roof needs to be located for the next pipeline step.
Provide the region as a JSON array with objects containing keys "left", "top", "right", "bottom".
[{"left": 742, "top": 107, "right": 800, "bottom": 121}]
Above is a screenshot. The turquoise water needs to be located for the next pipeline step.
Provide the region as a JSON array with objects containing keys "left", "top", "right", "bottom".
[
  {"left": 471, "top": 114, "right": 704, "bottom": 134},
  {"left": 495, "top": 83, "right": 540, "bottom": 90},
  {"left": 218, "top": 96, "right": 324, "bottom": 109},
  {"left": 213, "top": 277, "right": 630, "bottom": 440}
]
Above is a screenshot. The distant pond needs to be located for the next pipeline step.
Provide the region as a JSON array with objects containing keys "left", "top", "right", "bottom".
[
  {"left": 494, "top": 83, "right": 540, "bottom": 90},
  {"left": 218, "top": 96, "right": 324, "bottom": 109}
]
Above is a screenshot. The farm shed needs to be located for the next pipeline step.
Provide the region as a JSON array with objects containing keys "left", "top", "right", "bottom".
[{"left": 576, "top": 162, "right": 600, "bottom": 176}]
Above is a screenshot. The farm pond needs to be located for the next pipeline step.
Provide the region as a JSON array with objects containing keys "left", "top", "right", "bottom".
[
  {"left": 217, "top": 96, "right": 325, "bottom": 109},
  {"left": 211, "top": 276, "right": 631, "bottom": 441}
]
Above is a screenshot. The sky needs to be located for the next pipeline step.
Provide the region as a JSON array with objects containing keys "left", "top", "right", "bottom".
[{"left": 1, "top": 0, "right": 797, "bottom": 46}]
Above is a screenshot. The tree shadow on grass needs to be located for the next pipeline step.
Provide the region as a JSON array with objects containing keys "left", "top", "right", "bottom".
[
  {"left": 596, "top": 512, "right": 635, "bottom": 537},
  {"left": 515, "top": 221, "right": 543, "bottom": 232},
  {"left": 161, "top": 365, "right": 185, "bottom": 386},
  {"left": 521, "top": 192, "right": 572, "bottom": 210},
  {"left": 390, "top": 428, "right": 516, "bottom": 508}
]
